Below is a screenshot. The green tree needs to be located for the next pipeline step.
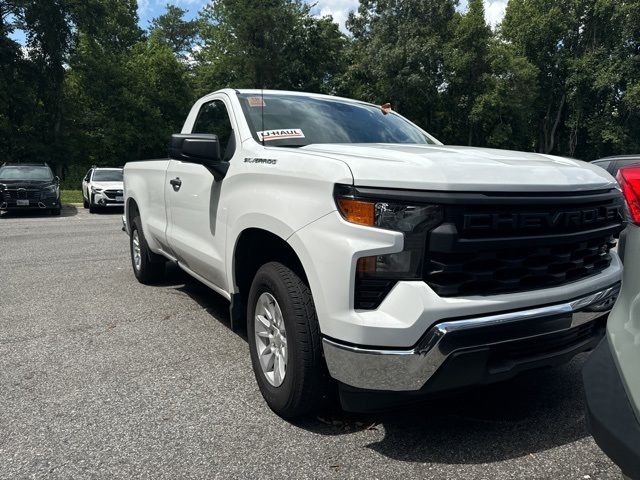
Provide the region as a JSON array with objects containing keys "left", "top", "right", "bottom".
[
  {"left": 194, "top": 0, "right": 346, "bottom": 95},
  {"left": 564, "top": 0, "right": 640, "bottom": 158},
  {"left": 64, "top": 33, "right": 193, "bottom": 172},
  {"left": 149, "top": 4, "right": 199, "bottom": 59},
  {"left": 469, "top": 40, "right": 539, "bottom": 150},
  {"left": 341, "top": 0, "right": 457, "bottom": 134},
  {"left": 502, "top": 0, "right": 640, "bottom": 159},
  {"left": 0, "top": 1, "right": 33, "bottom": 161},
  {"left": 501, "top": 0, "right": 572, "bottom": 154},
  {"left": 440, "top": 0, "right": 493, "bottom": 145}
]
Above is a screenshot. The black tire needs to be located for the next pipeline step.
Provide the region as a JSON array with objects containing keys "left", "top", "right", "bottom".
[
  {"left": 247, "top": 261, "right": 330, "bottom": 418},
  {"left": 89, "top": 196, "right": 97, "bottom": 213},
  {"left": 130, "top": 216, "right": 165, "bottom": 284},
  {"left": 51, "top": 207, "right": 61, "bottom": 216},
  {"left": 83, "top": 197, "right": 89, "bottom": 209}
]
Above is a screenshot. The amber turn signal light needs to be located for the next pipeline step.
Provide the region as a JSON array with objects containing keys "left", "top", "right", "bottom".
[{"left": 336, "top": 197, "right": 375, "bottom": 226}]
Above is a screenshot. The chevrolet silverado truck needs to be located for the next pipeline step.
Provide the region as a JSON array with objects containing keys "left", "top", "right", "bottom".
[{"left": 124, "top": 89, "right": 625, "bottom": 417}]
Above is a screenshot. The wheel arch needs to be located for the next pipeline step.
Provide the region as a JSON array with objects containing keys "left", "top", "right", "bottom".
[
  {"left": 126, "top": 196, "right": 140, "bottom": 234},
  {"left": 229, "top": 227, "right": 310, "bottom": 330}
]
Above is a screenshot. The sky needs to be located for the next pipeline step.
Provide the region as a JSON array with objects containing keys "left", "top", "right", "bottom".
[
  {"left": 137, "top": 0, "right": 509, "bottom": 33},
  {"left": 136, "top": 0, "right": 361, "bottom": 31},
  {"left": 9, "top": 0, "right": 508, "bottom": 44}
]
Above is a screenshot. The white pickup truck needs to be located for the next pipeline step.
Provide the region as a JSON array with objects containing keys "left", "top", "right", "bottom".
[{"left": 124, "top": 89, "right": 625, "bottom": 417}]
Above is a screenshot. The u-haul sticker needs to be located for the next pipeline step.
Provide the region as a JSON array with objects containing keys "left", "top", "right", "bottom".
[
  {"left": 257, "top": 128, "right": 305, "bottom": 142},
  {"left": 247, "top": 96, "right": 266, "bottom": 107}
]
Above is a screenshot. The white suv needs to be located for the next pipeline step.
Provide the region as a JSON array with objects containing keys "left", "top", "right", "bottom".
[{"left": 82, "top": 167, "right": 124, "bottom": 213}]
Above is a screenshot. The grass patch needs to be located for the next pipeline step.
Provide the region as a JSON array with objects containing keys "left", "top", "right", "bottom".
[{"left": 61, "top": 190, "right": 83, "bottom": 204}]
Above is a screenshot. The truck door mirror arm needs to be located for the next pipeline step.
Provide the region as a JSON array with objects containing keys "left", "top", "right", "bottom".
[{"left": 170, "top": 133, "right": 229, "bottom": 181}]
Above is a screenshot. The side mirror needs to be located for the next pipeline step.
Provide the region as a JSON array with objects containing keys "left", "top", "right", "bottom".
[
  {"left": 170, "top": 134, "right": 228, "bottom": 181},
  {"left": 54, "top": 176, "right": 60, "bottom": 184}
]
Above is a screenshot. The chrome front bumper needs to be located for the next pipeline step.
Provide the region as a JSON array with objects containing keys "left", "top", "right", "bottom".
[{"left": 323, "top": 284, "right": 620, "bottom": 391}]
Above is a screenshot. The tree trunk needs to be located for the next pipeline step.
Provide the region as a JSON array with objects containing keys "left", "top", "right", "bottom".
[{"left": 545, "top": 93, "right": 566, "bottom": 153}]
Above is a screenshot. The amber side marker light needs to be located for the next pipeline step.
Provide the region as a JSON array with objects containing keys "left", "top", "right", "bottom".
[
  {"left": 336, "top": 197, "right": 375, "bottom": 226},
  {"left": 335, "top": 196, "right": 377, "bottom": 273},
  {"left": 617, "top": 166, "right": 640, "bottom": 226}
]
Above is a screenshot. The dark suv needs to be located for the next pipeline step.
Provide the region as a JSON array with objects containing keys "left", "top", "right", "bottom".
[{"left": 0, "top": 163, "right": 61, "bottom": 215}]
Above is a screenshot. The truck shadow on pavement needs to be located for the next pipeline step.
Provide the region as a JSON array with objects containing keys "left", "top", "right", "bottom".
[
  {"left": 157, "top": 263, "right": 244, "bottom": 339},
  {"left": 158, "top": 263, "right": 589, "bottom": 465},
  {"left": 302, "top": 362, "right": 590, "bottom": 464}
]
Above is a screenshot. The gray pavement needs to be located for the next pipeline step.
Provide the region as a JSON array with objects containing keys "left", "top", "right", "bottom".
[{"left": 0, "top": 205, "right": 620, "bottom": 479}]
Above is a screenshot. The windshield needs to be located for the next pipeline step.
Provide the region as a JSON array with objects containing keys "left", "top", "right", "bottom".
[
  {"left": 238, "top": 93, "right": 436, "bottom": 147},
  {"left": 92, "top": 170, "right": 123, "bottom": 182},
  {"left": 0, "top": 165, "right": 53, "bottom": 181}
]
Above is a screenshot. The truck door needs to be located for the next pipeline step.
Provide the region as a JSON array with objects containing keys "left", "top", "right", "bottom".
[{"left": 165, "top": 98, "right": 235, "bottom": 292}]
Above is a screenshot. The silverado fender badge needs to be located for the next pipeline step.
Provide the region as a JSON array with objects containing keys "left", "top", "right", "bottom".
[{"left": 244, "top": 157, "right": 277, "bottom": 165}]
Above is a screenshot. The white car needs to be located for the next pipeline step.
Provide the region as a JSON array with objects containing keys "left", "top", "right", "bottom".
[
  {"left": 584, "top": 164, "right": 640, "bottom": 479},
  {"left": 124, "top": 89, "right": 625, "bottom": 417},
  {"left": 82, "top": 167, "right": 124, "bottom": 213}
]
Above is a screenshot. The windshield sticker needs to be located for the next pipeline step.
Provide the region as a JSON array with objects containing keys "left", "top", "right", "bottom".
[
  {"left": 247, "top": 96, "right": 266, "bottom": 107},
  {"left": 257, "top": 129, "right": 305, "bottom": 142}
]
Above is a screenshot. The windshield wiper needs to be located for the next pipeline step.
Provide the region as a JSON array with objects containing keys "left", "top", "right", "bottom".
[{"left": 272, "top": 143, "right": 309, "bottom": 148}]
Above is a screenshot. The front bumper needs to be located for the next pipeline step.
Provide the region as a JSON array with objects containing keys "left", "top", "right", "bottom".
[
  {"left": 92, "top": 190, "right": 124, "bottom": 207},
  {"left": 0, "top": 198, "right": 59, "bottom": 210},
  {"left": 290, "top": 210, "right": 624, "bottom": 348},
  {"left": 584, "top": 338, "right": 640, "bottom": 479},
  {"left": 324, "top": 284, "right": 619, "bottom": 392}
]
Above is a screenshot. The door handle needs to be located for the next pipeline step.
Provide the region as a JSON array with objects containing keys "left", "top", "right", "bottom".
[{"left": 170, "top": 177, "right": 182, "bottom": 191}]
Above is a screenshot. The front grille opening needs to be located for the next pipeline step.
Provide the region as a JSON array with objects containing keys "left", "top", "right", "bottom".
[
  {"left": 425, "top": 234, "right": 616, "bottom": 297},
  {"left": 423, "top": 188, "right": 624, "bottom": 298}
]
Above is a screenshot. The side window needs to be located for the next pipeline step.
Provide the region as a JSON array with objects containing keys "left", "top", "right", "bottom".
[
  {"left": 620, "top": 159, "right": 640, "bottom": 169},
  {"left": 592, "top": 161, "right": 610, "bottom": 172},
  {"left": 608, "top": 161, "right": 621, "bottom": 176},
  {"left": 192, "top": 100, "right": 235, "bottom": 161}
]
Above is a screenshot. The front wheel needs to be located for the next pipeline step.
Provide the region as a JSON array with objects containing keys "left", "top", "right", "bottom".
[
  {"left": 130, "top": 216, "right": 165, "bottom": 284},
  {"left": 247, "top": 262, "right": 330, "bottom": 418},
  {"left": 88, "top": 195, "right": 97, "bottom": 213}
]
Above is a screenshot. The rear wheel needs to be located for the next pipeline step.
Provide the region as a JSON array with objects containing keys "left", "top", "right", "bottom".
[
  {"left": 130, "top": 216, "right": 165, "bottom": 284},
  {"left": 247, "top": 261, "right": 330, "bottom": 418}
]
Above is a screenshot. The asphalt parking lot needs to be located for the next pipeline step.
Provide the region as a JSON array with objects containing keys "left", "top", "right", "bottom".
[{"left": 0, "top": 206, "right": 621, "bottom": 479}]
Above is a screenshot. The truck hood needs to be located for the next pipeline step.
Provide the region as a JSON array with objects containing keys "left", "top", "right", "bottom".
[
  {"left": 300, "top": 144, "right": 617, "bottom": 192},
  {"left": 0, "top": 179, "right": 56, "bottom": 189}
]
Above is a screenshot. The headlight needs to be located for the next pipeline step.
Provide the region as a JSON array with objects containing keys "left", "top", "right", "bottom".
[
  {"left": 91, "top": 186, "right": 103, "bottom": 193},
  {"left": 41, "top": 185, "right": 59, "bottom": 197},
  {"left": 334, "top": 185, "right": 443, "bottom": 279}
]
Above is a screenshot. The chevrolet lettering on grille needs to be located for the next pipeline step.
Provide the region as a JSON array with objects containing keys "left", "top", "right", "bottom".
[{"left": 463, "top": 205, "right": 623, "bottom": 232}]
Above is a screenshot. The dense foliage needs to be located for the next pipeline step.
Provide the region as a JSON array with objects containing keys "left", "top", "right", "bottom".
[{"left": 1, "top": 0, "right": 639, "bottom": 187}]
